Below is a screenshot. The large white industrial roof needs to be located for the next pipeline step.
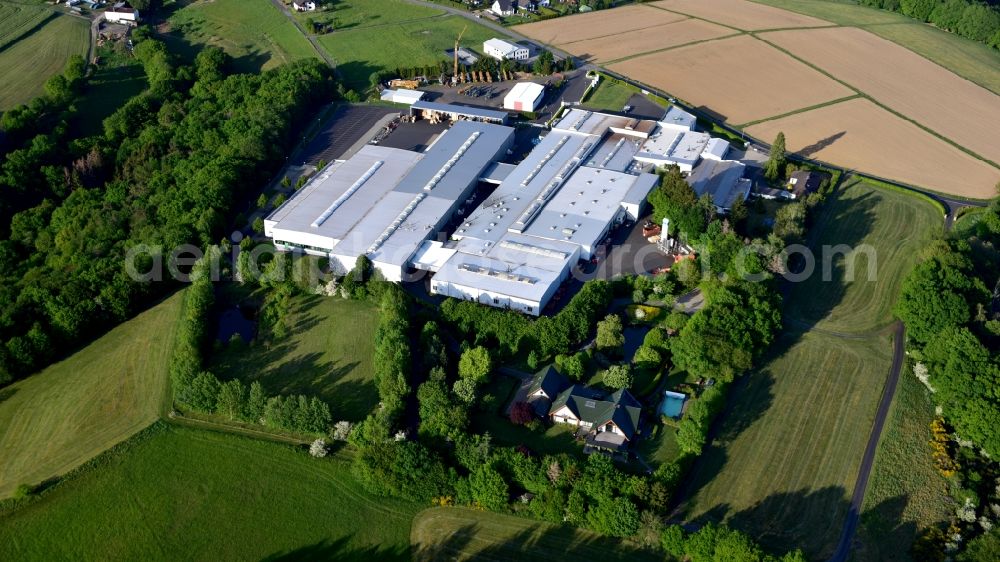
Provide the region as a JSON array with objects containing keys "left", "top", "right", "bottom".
[
  {"left": 455, "top": 131, "right": 595, "bottom": 244},
  {"left": 433, "top": 251, "right": 567, "bottom": 303},
  {"left": 637, "top": 129, "right": 711, "bottom": 167},
  {"left": 267, "top": 121, "right": 514, "bottom": 268},
  {"left": 521, "top": 166, "right": 657, "bottom": 249},
  {"left": 266, "top": 145, "right": 421, "bottom": 243},
  {"left": 394, "top": 120, "right": 514, "bottom": 201}
]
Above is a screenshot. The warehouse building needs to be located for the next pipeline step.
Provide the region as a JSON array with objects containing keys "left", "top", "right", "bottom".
[
  {"left": 264, "top": 121, "right": 515, "bottom": 281},
  {"left": 483, "top": 38, "right": 530, "bottom": 61},
  {"left": 503, "top": 82, "right": 545, "bottom": 112},
  {"left": 410, "top": 100, "right": 510, "bottom": 125},
  {"left": 430, "top": 109, "right": 660, "bottom": 315}
]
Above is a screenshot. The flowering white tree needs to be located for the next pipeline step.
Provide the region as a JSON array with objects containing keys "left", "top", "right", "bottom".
[
  {"left": 913, "top": 362, "right": 934, "bottom": 392},
  {"left": 331, "top": 420, "right": 353, "bottom": 441},
  {"left": 309, "top": 438, "right": 328, "bottom": 458}
]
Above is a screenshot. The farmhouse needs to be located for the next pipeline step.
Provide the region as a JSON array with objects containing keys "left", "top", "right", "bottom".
[
  {"left": 491, "top": 0, "right": 517, "bottom": 16},
  {"left": 503, "top": 82, "right": 545, "bottom": 112},
  {"left": 291, "top": 1, "right": 317, "bottom": 12},
  {"left": 264, "top": 120, "right": 515, "bottom": 281},
  {"left": 483, "top": 38, "right": 530, "bottom": 61},
  {"left": 104, "top": 2, "right": 139, "bottom": 24}
]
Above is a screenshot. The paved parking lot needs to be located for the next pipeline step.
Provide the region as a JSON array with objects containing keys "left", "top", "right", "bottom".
[{"left": 298, "top": 105, "right": 402, "bottom": 164}]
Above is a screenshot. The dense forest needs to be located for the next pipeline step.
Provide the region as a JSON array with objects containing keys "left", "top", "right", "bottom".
[
  {"left": 0, "top": 34, "right": 335, "bottom": 386},
  {"left": 894, "top": 196, "right": 1000, "bottom": 558},
  {"left": 857, "top": 0, "right": 1000, "bottom": 48}
]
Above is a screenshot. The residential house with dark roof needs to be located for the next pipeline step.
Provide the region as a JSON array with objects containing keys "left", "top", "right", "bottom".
[
  {"left": 549, "top": 385, "right": 643, "bottom": 449},
  {"left": 525, "top": 366, "right": 568, "bottom": 416}
]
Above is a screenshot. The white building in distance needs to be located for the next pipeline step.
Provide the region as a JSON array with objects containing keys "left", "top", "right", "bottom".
[
  {"left": 483, "top": 38, "right": 530, "bottom": 61},
  {"left": 503, "top": 82, "right": 545, "bottom": 112},
  {"left": 104, "top": 2, "right": 139, "bottom": 23}
]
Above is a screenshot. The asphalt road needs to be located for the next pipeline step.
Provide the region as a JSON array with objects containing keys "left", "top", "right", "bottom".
[{"left": 828, "top": 321, "right": 905, "bottom": 562}]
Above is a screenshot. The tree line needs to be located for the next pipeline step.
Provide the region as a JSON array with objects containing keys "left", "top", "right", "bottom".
[
  {"left": 894, "top": 190, "right": 1000, "bottom": 559},
  {"left": 169, "top": 249, "right": 333, "bottom": 436},
  {"left": 0, "top": 35, "right": 335, "bottom": 387},
  {"left": 858, "top": 0, "right": 1000, "bottom": 48}
]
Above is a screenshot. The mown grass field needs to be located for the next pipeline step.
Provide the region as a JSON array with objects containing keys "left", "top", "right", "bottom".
[
  {"left": 296, "top": 0, "right": 443, "bottom": 30},
  {"left": 751, "top": 0, "right": 1000, "bottom": 95},
  {"left": 855, "top": 365, "right": 952, "bottom": 561},
  {"left": 411, "top": 507, "right": 660, "bottom": 561},
  {"left": 316, "top": 15, "right": 502, "bottom": 90},
  {"left": 210, "top": 296, "right": 379, "bottom": 422},
  {"left": 0, "top": 12, "right": 88, "bottom": 110},
  {"left": 0, "top": 291, "right": 184, "bottom": 498},
  {"left": 165, "top": 0, "right": 318, "bottom": 72},
  {"left": 0, "top": 2, "right": 52, "bottom": 51},
  {"left": 684, "top": 332, "right": 892, "bottom": 559},
  {"left": 0, "top": 424, "right": 420, "bottom": 560},
  {"left": 582, "top": 78, "right": 637, "bottom": 113},
  {"left": 785, "top": 178, "right": 941, "bottom": 334}
]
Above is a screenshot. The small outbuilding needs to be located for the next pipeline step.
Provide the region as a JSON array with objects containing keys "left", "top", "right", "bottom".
[
  {"left": 379, "top": 88, "right": 425, "bottom": 105},
  {"left": 503, "top": 82, "right": 545, "bottom": 112},
  {"left": 104, "top": 1, "right": 139, "bottom": 24}
]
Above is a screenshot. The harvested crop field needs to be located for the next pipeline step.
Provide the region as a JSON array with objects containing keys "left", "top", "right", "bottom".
[
  {"left": 746, "top": 98, "right": 1000, "bottom": 198},
  {"left": 608, "top": 35, "right": 853, "bottom": 125},
  {"left": 513, "top": 4, "right": 685, "bottom": 46},
  {"left": 649, "top": 0, "right": 832, "bottom": 30},
  {"left": 761, "top": 27, "right": 1000, "bottom": 165},
  {"left": 568, "top": 18, "right": 734, "bottom": 64}
]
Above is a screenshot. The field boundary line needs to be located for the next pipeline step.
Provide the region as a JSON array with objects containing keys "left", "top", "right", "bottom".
[
  {"left": 737, "top": 93, "right": 861, "bottom": 128},
  {"left": 752, "top": 34, "right": 1000, "bottom": 171},
  {"left": 601, "top": 32, "right": 745, "bottom": 65},
  {"left": 746, "top": 0, "right": 1000, "bottom": 96},
  {"left": 552, "top": 13, "right": 694, "bottom": 46},
  {"left": 642, "top": 3, "right": 746, "bottom": 33}
]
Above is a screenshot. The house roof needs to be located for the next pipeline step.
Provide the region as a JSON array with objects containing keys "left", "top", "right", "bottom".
[
  {"left": 788, "top": 170, "right": 823, "bottom": 197},
  {"left": 550, "top": 386, "right": 642, "bottom": 439},
  {"left": 687, "top": 159, "right": 750, "bottom": 210},
  {"left": 528, "top": 365, "right": 568, "bottom": 398},
  {"left": 494, "top": 0, "right": 515, "bottom": 10}
]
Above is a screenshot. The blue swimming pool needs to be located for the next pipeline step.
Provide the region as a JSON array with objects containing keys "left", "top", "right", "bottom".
[{"left": 659, "top": 391, "right": 687, "bottom": 419}]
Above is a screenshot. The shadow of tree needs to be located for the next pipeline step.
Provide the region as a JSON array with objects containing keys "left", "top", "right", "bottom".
[
  {"left": 261, "top": 535, "right": 408, "bottom": 562},
  {"left": 692, "top": 486, "right": 852, "bottom": 560},
  {"left": 798, "top": 131, "right": 846, "bottom": 158},
  {"left": 413, "top": 520, "right": 661, "bottom": 562},
  {"left": 784, "top": 183, "right": 880, "bottom": 332},
  {"left": 855, "top": 494, "right": 918, "bottom": 562}
]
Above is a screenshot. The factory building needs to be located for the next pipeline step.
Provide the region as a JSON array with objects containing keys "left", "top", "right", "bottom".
[{"left": 264, "top": 120, "right": 515, "bottom": 281}]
